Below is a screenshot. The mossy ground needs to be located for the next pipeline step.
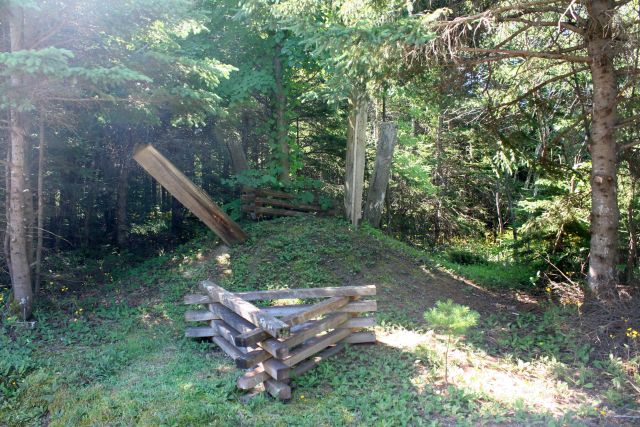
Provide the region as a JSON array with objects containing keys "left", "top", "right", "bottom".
[{"left": 1, "top": 217, "right": 638, "bottom": 426}]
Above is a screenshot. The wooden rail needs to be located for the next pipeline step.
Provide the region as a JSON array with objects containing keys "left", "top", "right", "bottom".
[
  {"left": 241, "top": 187, "right": 334, "bottom": 219},
  {"left": 184, "top": 281, "right": 376, "bottom": 400}
]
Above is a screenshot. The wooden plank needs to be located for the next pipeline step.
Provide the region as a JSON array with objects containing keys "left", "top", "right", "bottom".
[
  {"left": 243, "top": 206, "right": 310, "bottom": 217},
  {"left": 185, "top": 327, "right": 218, "bottom": 338},
  {"left": 261, "top": 300, "right": 377, "bottom": 316},
  {"left": 264, "top": 379, "right": 291, "bottom": 400},
  {"left": 133, "top": 145, "right": 247, "bottom": 245},
  {"left": 291, "top": 342, "right": 346, "bottom": 378},
  {"left": 234, "top": 296, "right": 351, "bottom": 347},
  {"left": 184, "top": 294, "right": 211, "bottom": 305},
  {"left": 283, "top": 327, "right": 353, "bottom": 367},
  {"left": 185, "top": 310, "right": 216, "bottom": 322},
  {"left": 236, "top": 348, "right": 272, "bottom": 369},
  {"left": 344, "top": 331, "right": 376, "bottom": 344},
  {"left": 253, "top": 197, "right": 323, "bottom": 212},
  {"left": 342, "top": 317, "right": 376, "bottom": 328},
  {"left": 212, "top": 336, "right": 244, "bottom": 361},
  {"left": 212, "top": 320, "right": 242, "bottom": 350},
  {"left": 237, "top": 366, "right": 269, "bottom": 390},
  {"left": 260, "top": 359, "right": 290, "bottom": 381},
  {"left": 201, "top": 281, "right": 290, "bottom": 338},
  {"left": 209, "top": 303, "right": 256, "bottom": 334},
  {"left": 235, "top": 285, "right": 376, "bottom": 301}
]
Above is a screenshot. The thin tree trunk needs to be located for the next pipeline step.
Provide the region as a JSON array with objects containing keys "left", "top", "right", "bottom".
[
  {"left": 344, "top": 91, "right": 368, "bottom": 226},
  {"left": 364, "top": 122, "right": 396, "bottom": 228},
  {"left": 625, "top": 166, "right": 637, "bottom": 283},
  {"left": 7, "top": 5, "right": 33, "bottom": 319},
  {"left": 116, "top": 159, "right": 131, "bottom": 247},
  {"left": 35, "top": 113, "right": 46, "bottom": 293},
  {"left": 586, "top": 0, "right": 620, "bottom": 292},
  {"left": 273, "top": 40, "right": 289, "bottom": 183}
]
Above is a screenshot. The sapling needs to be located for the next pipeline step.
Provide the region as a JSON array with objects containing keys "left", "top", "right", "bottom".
[{"left": 423, "top": 299, "right": 479, "bottom": 385}]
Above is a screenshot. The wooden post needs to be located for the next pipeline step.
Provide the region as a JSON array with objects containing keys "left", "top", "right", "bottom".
[
  {"left": 133, "top": 145, "right": 247, "bottom": 245},
  {"left": 344, "top": 92, "right": 368, "bottom": 226},
  {"left": 364, "top": 122, "right": 396, "bottom": 228}
]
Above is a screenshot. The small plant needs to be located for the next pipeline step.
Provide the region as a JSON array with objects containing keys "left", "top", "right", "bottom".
[{"left": 423, "top": 299, "right": 479, "bottom": 384}]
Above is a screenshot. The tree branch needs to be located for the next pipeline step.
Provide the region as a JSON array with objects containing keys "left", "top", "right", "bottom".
[
  {"left": 459, "top": 47, "right": 590, "bottom": 63},
  {"left": 620, "top": 140, "right": 640, "bottom": 151}
]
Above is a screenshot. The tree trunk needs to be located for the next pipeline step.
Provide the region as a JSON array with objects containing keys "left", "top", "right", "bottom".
[
  {"left": 625, "top": 164, "right": 637, "bottom": 283},
  {"left": 116, "top": 159, "right": 131, "bottom": 247},
  {"left": 7, "top": 5, "right": 33, "bottom": 319},
  {"left": 364, "top": 122, "right": 396, "bottom": 228},
  {"left": 273, "top": 40, "right": 289, "bottom": 183},
  {"left": 586, "top": 0, "right": 620, "bottom": 292},
  {"left": 344, "top": 92, "right": 368, "bottom": 226},
  {"left": 35, "top": 113, "right": 46, "bottom": 293}
]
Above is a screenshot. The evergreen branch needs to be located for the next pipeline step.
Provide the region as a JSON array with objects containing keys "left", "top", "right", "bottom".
[{"left": 459, "top": 47, "right": 590, "bottom": 63}]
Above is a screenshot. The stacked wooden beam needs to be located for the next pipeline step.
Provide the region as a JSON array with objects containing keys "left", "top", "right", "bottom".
[
  {"left": 241, "top": 187, "right": 333, "bottom": 219},
  {"left": 184, "top": 281, "right": 377, "bottom": 400}
]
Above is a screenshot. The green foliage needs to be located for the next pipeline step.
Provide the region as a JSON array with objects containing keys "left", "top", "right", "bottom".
[{"left": 424, "top": 300, "right": 479, "bottom": 337}]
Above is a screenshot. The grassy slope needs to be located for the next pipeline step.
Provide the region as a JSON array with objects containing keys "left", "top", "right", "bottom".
[{"left": 1, "top": 217, "right": 638, "bottom": 426}]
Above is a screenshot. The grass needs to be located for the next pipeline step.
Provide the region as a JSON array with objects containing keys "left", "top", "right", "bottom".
[{"left": 1, "top": 217, "right": 638, "bottom": 426}]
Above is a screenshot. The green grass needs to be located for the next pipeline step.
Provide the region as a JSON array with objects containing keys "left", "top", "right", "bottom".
[{"left": 1, "top": 217, "right": 638, "bottom": 426}]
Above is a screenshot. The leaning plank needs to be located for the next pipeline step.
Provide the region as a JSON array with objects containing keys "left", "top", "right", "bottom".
[
  {"left": 184, "top": 294, "right": 211, "bottom": 305},
  {"left": 185, "top": 310, "right": 217, "bottom": 322},
  {"left": 284, "top": 327, "right": 353, "bottom": 367},
  {"left": 265, "top": 379, "right": 291, "bottom": 400},
  {"left": 237, "top": 366, "right": 269, "bottom": 390},
  {"left": 185, "top": 327, "right": 218, "bottom": 338},
  {"left": 261, "top": 300, "right": 377, "bottom": 316},
  {"left": 201, "top": 281, "right": 290, "bottom": 338},
  {"left": 212, "top": 336, "right": 244, "bottom": 361},
  {"left": 291, "top": 342, "right": 346, "bottom": 378},
  {"left": 235, "top": 285, "right": 376, "bottom": 301},
  {"left": 134, "top": 145, "right": 247, "bottom": 245},
  {"left": 344, "top": 331, "right": 376, "bottom": 344},
  {"left": 234, "top": 296, "right": 351, "bottom": 347}
]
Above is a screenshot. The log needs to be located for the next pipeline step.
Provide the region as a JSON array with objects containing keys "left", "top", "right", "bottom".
[
  {"left": 184, "top": 310, "right": 217, "bottom": 322},
  {"left": 185, "top": 327, "right": 218, "bottom": 338},
  {"left": 133, "top": 145, "right": 247, "bottom": 245},
  {"left": 235, "top": 285, "right": 376, "bottom": 301},
  {"left": 261, "top": 359, "right": 290, "bottom": 381},
  {"left": 261, "top": 300, "right": 377, "bottom": 316},
  {"left": 234, "top": 296, "right": 351, "bottom": 347},
  {"left": 184, "top": 294, "right": 211, "bottom": 305},
  {"left": 284, "top": 327, "right": 353, "bottom": 367},
  {"left": 201, "top": 281, "right": 290, "bottom": 338},
  {"left": 265, "top": 379, "right": 291, "bottom": 400},
  {"left": 237, "top": 366, "right": 269, "bottom": 390},
  {"left": 344, "top": 331, "right": 376, "bottom": 344}
]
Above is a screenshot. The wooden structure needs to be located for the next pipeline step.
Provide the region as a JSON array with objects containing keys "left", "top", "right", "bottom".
[
  {"left": 241, "top": 187, "right": 333, "bottom": 219},
  {"left": 134, "top": 145, "right": 247, "bottom": 245},
  {"left": 184, "top": 281, "right": 377, "bottom": 400}
]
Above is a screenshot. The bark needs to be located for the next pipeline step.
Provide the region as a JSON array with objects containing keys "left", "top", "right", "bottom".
[
  {"left": 344, "top": 92, "right": 368, "bottom": 226},
  {"left": 625, "top": 165, "right": 637, "bottom": 283},
  {"left": 35, "top": 113, "right": 45, "bottom": 293},
  {"left": 273, "top": 40, "right": 289, "bottom": 183},
  {"left": 586, "top": 0, "right": 620, "bottom": 292},
  {"left": 116, "top": 158, "right": 131, "bottom": 247},
  {"left": 364, "top": 122, "right": 397, "bottom": 228},
  {"left": 7, "top": 5, "right": 33, "bottom": 319}
]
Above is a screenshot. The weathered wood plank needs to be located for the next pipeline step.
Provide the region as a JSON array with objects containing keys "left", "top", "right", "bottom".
[
  {"left": 234, "top": 296, "right": 351, "bottom": 347},
  {"left": 261, "top": 300, "right": 377, "bottom": 316},
  {"left": 201, "top": 281, "right": 290, "bottom": 338},
  {"left": 264, "top": 379, "right": 291, "bottom": 400},
  {"left": 237, "top": 366, "right": 269, "bottom": 390},
  {"left": 342, "top": 317, "right": 376, "bottom": 328},
  {"left": 242, "top": 206, "right": 310, "bottom": 217},
  {"left": 212, "top": 336, "right": 244, "bottom": 360},
  {"left": 209, "top": 303, "right": 256, "bottom": 334},
  {"left": 284, "top": 327, "right": 353, "bottom": 367},
  {"left": 260, "top": 359, "right": 290, "bottom": 381},
  {"left": 133, "top": 145, "right": 247, "bottom": 245},
  {"left": 343, "top": 331, "right": 376, "bottom": 344},
  {"left": 236, "top": 348, "right": 273, "bottom": 369},
  {"left": 235, "top": 285, "right": 376, "bottom": 301},
  {"left": 184, "top": 294, "right": 211, "bottom": 305},
  {"left": 184, "top": 310, "right": 217, "bottom": 322},
  {"left": 291, "top": 342, "right": 346, "bottom": 378},
  {"left": 185, "top": 327, "right": 218, "bottom": 338},
  {"left": 212, "top": 320, "right": 242, "bottom": 351}
]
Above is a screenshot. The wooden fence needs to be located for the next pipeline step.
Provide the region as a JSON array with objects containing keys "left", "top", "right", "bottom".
[
  {"left": 241, "top": 187, "right": 333, "bottom": 219},
  {"left": 184, "top": 281, "right": 377, "bottom": 400}
]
